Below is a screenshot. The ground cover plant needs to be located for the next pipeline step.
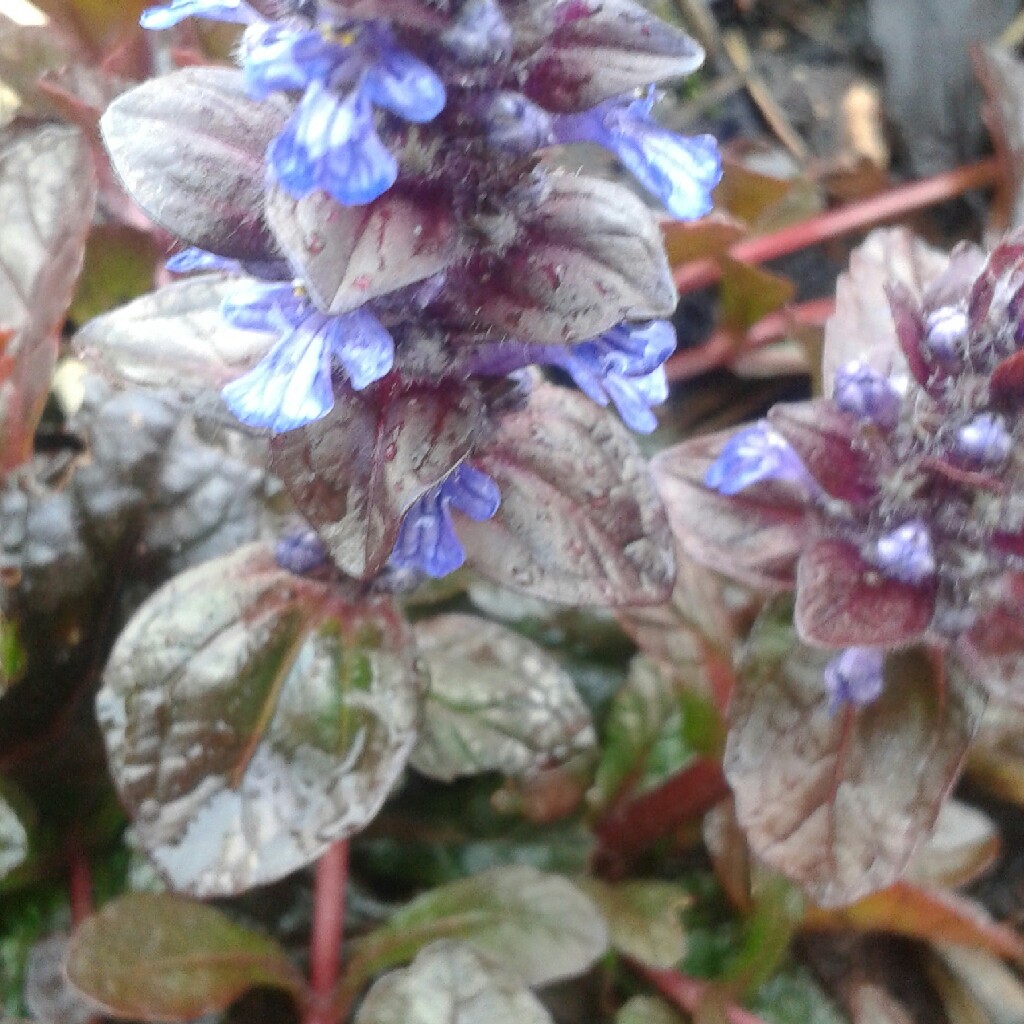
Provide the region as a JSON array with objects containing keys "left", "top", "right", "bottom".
[{"left": 11, "top": 1, "right": 1024, "bottom": 1023}]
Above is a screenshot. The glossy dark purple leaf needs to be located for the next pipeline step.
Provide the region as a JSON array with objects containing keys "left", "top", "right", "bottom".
[
  {"left": 795, "top": 538, "right": 935, "bottom": 648},
  {"left": 101, "top": 67, "right": 289, "bottom": 260},
  {"left": 67, "top": 894, "right": 303, "bottom": 1020},
  {"left": 266, "top": 183, "right": 460, "bottom": 315},
  {"left": 97, "top": 544, "right": 420, "bottom": 895},
  {"left": 768, "top": 400, "right": 888, "bottom": 506},
  {"left": 458, "top": 384, "right": 674, "bottom": 606},
  {"left": 270, "top": 381, "right": 486, "bottom": 579},
  {"left": 0, "top": 125, "right": 96, "bottom": 472},
  {"left": 511, "top": 0, "right": 705, "bottom": 112},
  {"left": 355, "top": 942, "right": 553, "bottom": 1024},
  {"left": 651, "top": 431, "right": 805, "bottom": 591},
  {"left": 461, "top": 173, "right": 675, "bottom": 345},
  {"left": 726, "top": 600, "right": 985, "bottom": 907},
  {"left": 410, "top": 613, "right": 595, "bottom": 782},
  {"left": 956, "top": 581, "right": 1024, "bottom": 707},
  {"left": 74, "top": 276, "right": 273, "bottom": 391}
]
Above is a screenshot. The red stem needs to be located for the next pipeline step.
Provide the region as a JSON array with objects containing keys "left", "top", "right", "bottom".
[
  {"left": 306, "top": 840, "right": 349, "bottom": 1024},
  {"left": 665, "top": 297, "right": 836, "bottom": 382},
  {"left": 68, "top": 842, "right": 94, "bottom": 928},
  {"left": 669, "top": 157, "right": 1002, "bottom": 295},
  {"left": 594, "top": 757, "right": 729, "bottom": 869},
  {"left": 630, "top": 960, "right": 771, "bottom": 1024}
]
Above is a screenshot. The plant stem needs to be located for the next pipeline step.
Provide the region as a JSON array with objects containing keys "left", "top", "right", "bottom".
[
  {"left": 668, "top": 157, "right": 1002, "bottom": 295},
  {"left": 666, "top": 297, "right": 836, "bottom": 382},
  {"left": 629, "top": 960, "right": 771, "bottom": 1024},
  {"left": 68, "top": 841, "right": 93, "bottom": 927},
  {"left": 306, "top": 840, "right": 349, "bottom": 1024},
  {"left": 594, "top": 757, "right": 729, "bottom": 872}
]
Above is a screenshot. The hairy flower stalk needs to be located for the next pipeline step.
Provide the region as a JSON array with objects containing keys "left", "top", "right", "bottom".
[
  {"left": 89, "top": 0, "right": 720, "bottom": 592},
  {"left": 668, "top": 233, "right": 1024, "bottom": 707}
]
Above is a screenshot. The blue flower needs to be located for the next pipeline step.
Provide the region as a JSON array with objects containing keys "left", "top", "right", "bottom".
[
  {"left": 823, "top": 647, "right": 884, "bottom": 714},
  {"left": 461, "top": 321, "right": 675, "bottom": 434},
  {"left": 871, "top": 520, "right": 935, "bottom": 585},
  {"left": 140, "top": 0, "right": 256, "bottom": 29},
  {"left": 705, "top": 421, "right": 816, "bottom": 496},
  {"left": 270, "top": 82, "right": 398, "bottom": 206},
  {"left": 219, "top": 281, "right": 394, "bottom": 432},
  {"left": 554, "top": 89, "right": 721, "bottom": 220},
  {"left": 558, "top": 320, "right": 676, "bottom": 434},
  {"left": 242, "top": 19, "right": 445, "bottom": 205},
  {"left": 388, "top": 465, "right": 500, "bottom": 577}
]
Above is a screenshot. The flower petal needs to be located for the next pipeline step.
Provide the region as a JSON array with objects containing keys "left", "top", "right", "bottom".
[
  {"left": 221, "top": 317, "right": 334, "bottom": 432},
  {"left": 220, "top": 281, "right": 303, "bottom": 332},
  {"left": 140, "top": 0, "right": 255, "bottom": 29},
  {"left": 324, "top": 309, "right": 395, "bottom": 390},
  {"left": 363, "top": 45, "right": 446, "bottom": 122},
  {"left": 445, "top": 465, "right": 501, "bottom": 520},
  {"left": 242, "top": 23, "right": 346, "bottom": 99},
  {"left": 269, "top": 83, "right": 398, "bottom": 205}
]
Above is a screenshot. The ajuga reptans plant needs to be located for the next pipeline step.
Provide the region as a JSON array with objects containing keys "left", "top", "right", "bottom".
[
  {"left": 656, "top": 231, "right": 1024, "bottom": 715},
  {"left": 71, "top": 0, "right": 721, "bottom": 894}
]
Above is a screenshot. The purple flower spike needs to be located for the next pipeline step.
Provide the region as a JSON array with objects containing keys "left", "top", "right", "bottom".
[
  {"left": 270, "top": 83, "right": 398, "bottom": 206},
  {"left": 219, "top": 281, "right": 394, "bottom": 432},
  {"left": 824, "top": 647, "right": 885, "bottom": 714},
  {"left": 275, "top": 526, "right": 329, "bottom": 576},
  {"left": 441, "top": 0, "right": 513, "bottom": 64},
  {"left": 388, "top": 465, "right": 501, "bottom": 577},
  {"left": 955, "top": 412, "right": 1012, "bottom": 465},
  {"left": 554, "top": 89, "right": 721, "bottom": 221},
  {"left": 140, "top": 0, "right": 257, "bottom": 29},
  {"left": 833, "top": 360, "right": 902, "bottom": 429},
  {"left": 924, "top": 305, "right": 968, "bottom": 362},
  {"left": 872, "top": 520, "right": 935, "bottom": 585},
  {"left": 704, "top": 421, "right": 816, "bottom": 496}
]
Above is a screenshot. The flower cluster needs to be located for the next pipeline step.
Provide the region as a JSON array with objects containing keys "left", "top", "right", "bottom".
[
  {"left": 682, "top": 233, "right": 1024, "bottom": 708},
  {"left": 108, "top": 0, "right": 719, "bottom": 585}
]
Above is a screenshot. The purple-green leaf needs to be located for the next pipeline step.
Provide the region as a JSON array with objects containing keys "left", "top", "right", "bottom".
[
  {"left": 511, "top": 0, "right": 705, "bottom": 112},
  {"left": 355, "top": 941, "right": 553, "bottom": 1024},
  {"left": 360, "top": 866, "right": 608, "bottom": 988},
  {"left": 66, "top": 894, "right": 303, "bottom": 1021},
  {"left": 459, "top": 384, "right": 675, "bottom": 606},
  {"left": 461, "top": 173, "right": 676, "bottom": 345},
  {"left": 410, "top": 613, "right": 595, "bottom": 782},
  {"left": 97, "top": 544, "right": 421, "bottom": 896},
  {"left": 725, "top": 600, "right": 985, "bottom": 907},
  {"left": 100, "top": 67, "right": 289, "bottom": 260},
  {"left": 266, "top": 183, "right": 460, "bottom": 315},
  {"left": 0, "top": 124, "right": 96, "bottom": 472},
  {"left": 270, "top": 381, "right": 486, "bottom": 579},
  {"left": 74, "top": 276, "right": 274, "bottom": 391},
  {"left": 651, "top": 431, "right": 806, "bottom": 591}
]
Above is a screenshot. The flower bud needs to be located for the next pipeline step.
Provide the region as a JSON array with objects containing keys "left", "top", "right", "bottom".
[
  {"left": 954, "top": 412, "right": 1011, "bottom": 465},
  {"left": 832, "top": 360, "right": 901, "bottom": 429},
  {"left": 924, "top": 305, "right": 968, "bottom": 362},
  {"left": 872, "top": 520, "right": 935, "bottom": 585},
  {"left": 824, "top": 647, "right": 884, "bottom": 712}
]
